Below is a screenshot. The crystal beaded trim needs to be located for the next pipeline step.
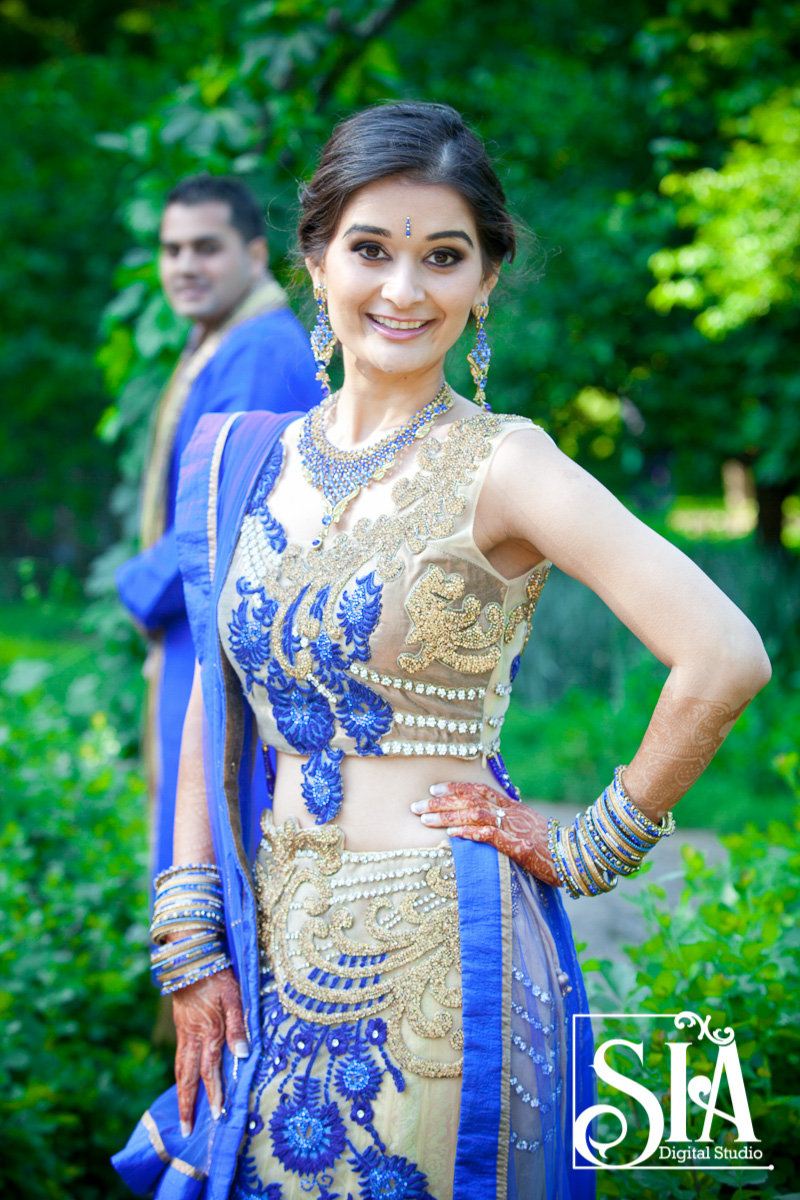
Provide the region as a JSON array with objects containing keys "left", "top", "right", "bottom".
[
  {"left": 393, "top": 711, "right": 482, "bottom": 736},
  {"left": 239, "top": 512, "right": 283, "bottom": 579},
  {"left": 349, "top": 661, "right": 486, "bottom": 701},
  {"left": 379, "top": 737, "right": 500, "bottom": 758}
]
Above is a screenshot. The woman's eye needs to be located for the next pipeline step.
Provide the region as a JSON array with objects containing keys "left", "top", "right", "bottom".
[
  {"left": 355, "top": 242, "right": 388, "bottom": 261},
  {"left": 428, "top": 248, "right": 462, "bottom": 266}
]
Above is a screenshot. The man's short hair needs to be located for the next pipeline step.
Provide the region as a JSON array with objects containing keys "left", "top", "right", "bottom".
[{"left": 164, "top": 175, "right": 266, "bottom": 243}]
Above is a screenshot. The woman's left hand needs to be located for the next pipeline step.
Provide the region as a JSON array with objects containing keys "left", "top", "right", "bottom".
[{"left": 412, "top": 782, "right": 558, "bottom": 886}]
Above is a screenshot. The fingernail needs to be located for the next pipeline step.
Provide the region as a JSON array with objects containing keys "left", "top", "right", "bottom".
[
  {"left": 410, "top": 800, "right": 427, "bottom": 814},
  {"left": 234, "top": 1041, "right": 250, "bottom": 1058},
  {"left": 420, "top": 814, "right": 436, "bottom": 825},
  {"left": 430, "top": 783, "right": 448, "bottom": 796},
  {"left": 447, "top": 827, "right": 461, "bottom": 836},
  {"left": 180, "top": 1121, "right": 192, "bottom": 1138},
  {"left": 211, "top": 1104, "right": 221, "bottom": 1120}
]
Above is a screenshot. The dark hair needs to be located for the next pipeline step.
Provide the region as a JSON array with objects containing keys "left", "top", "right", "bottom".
[
  {"left": 165, "top": 174, "right": 266, "bottom": 243},
  {"left": 298, "top": 102, "right": 516, "bottom": 271}
]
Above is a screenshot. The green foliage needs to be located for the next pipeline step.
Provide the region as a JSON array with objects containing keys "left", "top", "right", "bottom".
[
  {"left": 502, "top": 535, "right": 800, "bottom": 829},
  {"left": 649, "top": 88, "right": 800, "bottom": 338},
  {"left": 581, "top": 794, "right": 800, "bottom": 1197},
  {"left": 0, "top": 669, "right": 169, "bottom": 1200},
  {"left": 639, "top": 3, "right": 800, "bottom": 522}
]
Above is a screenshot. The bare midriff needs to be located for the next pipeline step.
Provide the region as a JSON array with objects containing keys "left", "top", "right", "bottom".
[{"left": 271, "top": 751, "right": 503, "bottom": 851}]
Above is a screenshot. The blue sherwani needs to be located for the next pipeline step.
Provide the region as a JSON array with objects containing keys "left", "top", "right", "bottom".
[{"left": 116, "top": 305, "right": 318, "bottom": 880}]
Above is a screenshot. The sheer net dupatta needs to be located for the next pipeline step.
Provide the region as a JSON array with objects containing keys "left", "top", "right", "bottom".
[
  {"left": 112, "top": 411, "right": 299, "bottom": 1200},
  {"left": 508, "top": 865, "right": 596, "bottom": 1199}
]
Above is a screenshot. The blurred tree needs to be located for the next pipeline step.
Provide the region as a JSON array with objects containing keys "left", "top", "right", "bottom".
[
  {"left": 0, "top": 1, "right": 242, "bottom": 570},
  {"left": 6, "top": 0, "right": 800, "bottom": 568},
  {"left": 648, "top": 87, "right": 800, "bottom": 543},
  {"left": 636, "top": 1, "right": 800, "bottom": 545}
]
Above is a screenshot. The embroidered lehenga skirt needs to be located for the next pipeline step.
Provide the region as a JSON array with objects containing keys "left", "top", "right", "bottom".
[{"left": 231, "top": 816, "right": 576, "bottom": 1200}]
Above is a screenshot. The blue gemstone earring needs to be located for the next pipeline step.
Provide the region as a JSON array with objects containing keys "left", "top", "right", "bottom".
[
  {"left": 310, "top": 284, "right": 337, "bottom": 398},
  {"left": 467, "top": 302, "right": 492, "bottom": 410}
]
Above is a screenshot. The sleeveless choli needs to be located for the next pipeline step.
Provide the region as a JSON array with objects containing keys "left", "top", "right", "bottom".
[{"left": 217, "top": 411, "right": 551, "bottom": 821}]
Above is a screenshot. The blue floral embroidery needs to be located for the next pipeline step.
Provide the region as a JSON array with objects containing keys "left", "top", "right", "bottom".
[
  {"left": 229, "top": 598, "right": 274, "bottom": 692},
  {"left": 337, "top": 573, "right": 383, "bottom": 662},
  {"left": 349, "top": 1147, "right": 434, "bottom": 1200},
  {"left": 336, "top": 681, "right": 392, "bottom": 754},
  {"left": 302, "top": 749, "right": 345, "bottom": 824},
  {"left": 267, "top": 661, "right": 335, "bottom": 755},
  {"left": 270, "top": 1092, "right": 347, "bottom": 1175},
  {"left": 231, "top": 463, "right": 391, "bottom": 821},
  {"left": 232, "top": 974, "right": 435, "bottom": 1200},
  {"left": 247, "top": 443, "right": 287, "bottom": 556},
  {"left": 314, "top": 629, "right": 351, "bottom": 683}
]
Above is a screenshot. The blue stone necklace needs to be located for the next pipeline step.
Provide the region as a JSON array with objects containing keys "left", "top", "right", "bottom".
[{"left": 298, "top": 382, "right": 454, "bottom": 547}]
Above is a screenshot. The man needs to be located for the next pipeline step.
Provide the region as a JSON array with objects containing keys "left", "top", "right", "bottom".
[{"left": 116, "top": 175, "right": 319, "bottom": 882}]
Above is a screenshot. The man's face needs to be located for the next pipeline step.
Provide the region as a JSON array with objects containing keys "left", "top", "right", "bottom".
[{"left": 158, "top": 201, "right": 266, "bottom": 327}]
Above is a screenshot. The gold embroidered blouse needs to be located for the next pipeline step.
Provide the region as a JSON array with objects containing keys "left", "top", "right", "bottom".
[{"left": 218, "top": 412, "right": 550, "bottom": 820}]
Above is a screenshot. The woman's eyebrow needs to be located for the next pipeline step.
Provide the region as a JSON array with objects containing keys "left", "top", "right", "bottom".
[
  {"left": 426, "top": 229, "right": 474, "bottom": 247},
  {"left": 343, "top": 224, "right": 390, "bottom": 236}
]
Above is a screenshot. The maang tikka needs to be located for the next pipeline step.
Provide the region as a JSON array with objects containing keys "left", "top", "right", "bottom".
[
  {"left": 467, "top": 301, "right": 492, "bottom": 410},
  {"left": 310, "top": 284, "right": 337, "bottom": 398}
]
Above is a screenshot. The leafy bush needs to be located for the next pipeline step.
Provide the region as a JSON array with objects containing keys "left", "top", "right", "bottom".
[
  {"left": 0, "top": 671, "right": 170, "bottom": 1200},
  {"left": 581, "top": 759, "right": 800, "bottom": 1197}
]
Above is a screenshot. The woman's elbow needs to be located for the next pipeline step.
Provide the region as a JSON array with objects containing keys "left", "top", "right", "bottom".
[{"left": 723, "top": 616, "right": 772, "bottom": 696}]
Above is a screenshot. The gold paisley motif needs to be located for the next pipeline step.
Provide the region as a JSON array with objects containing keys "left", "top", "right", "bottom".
[
  {"left": 398, "top": 565, "right": 505, "bottom": 675},
  {"left": 255, "top": 818, "right": 463, "bottom": 1079}
]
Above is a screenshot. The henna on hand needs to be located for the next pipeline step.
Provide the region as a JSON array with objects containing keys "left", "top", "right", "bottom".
[
  {"left": 624, "top": 693, "right": 750, "bottom": 818},
  {"left": 412, "top": 782, "right": 559, "bottom": 886},
  {"left": 172, "top": 968, "right": 249, "bottom": 1136}
]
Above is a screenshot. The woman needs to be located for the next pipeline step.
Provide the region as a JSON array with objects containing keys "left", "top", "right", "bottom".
[{"left": 113, "top": 102, "right": 770, "bottom": 1200}]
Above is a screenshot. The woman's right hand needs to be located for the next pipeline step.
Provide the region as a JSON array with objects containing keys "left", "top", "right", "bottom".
[{"left": 172, "top": 967, "right": 249, "bottom": 1137}]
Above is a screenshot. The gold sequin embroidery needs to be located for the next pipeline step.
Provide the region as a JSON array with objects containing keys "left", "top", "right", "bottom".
[
  {"left": 398, "top": 565, "right": 505, "bottom": 675},
  {"left": 503, "top": 563, "right": 552, "bottom": 647},
  {"left": 255, "top": 818, "right": 463, "bottom": 1079},
  {"left": 242, "top": 414, "right": 532, "bottom": 687}
]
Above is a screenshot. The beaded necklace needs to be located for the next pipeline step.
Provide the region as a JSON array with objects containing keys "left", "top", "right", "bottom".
[{"left": 298, "top": 382, "right": 454, "bottom": 547}]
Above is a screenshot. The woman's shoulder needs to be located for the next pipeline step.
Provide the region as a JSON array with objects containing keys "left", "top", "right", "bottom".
[{"left": 447, "top": 406, "right": 554, "bottom": 459}]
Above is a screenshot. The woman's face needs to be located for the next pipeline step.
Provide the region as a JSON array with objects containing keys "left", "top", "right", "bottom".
[{"left": 308, "top": 176, "right": 495, "bottom": 385}]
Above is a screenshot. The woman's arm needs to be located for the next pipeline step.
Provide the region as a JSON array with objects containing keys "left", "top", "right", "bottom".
[
  {"left": 170, "top": 662, "right": 249, "bottom": 1136},
  {"left": 415, "top": 429, "right": 771, "bottom": 867}
]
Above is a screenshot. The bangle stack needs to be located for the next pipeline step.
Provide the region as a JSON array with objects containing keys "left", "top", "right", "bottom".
[
  {"left": 149, "top": 863, "right": 232, "bottom": 995},
  {"left": 548, "top": 766, "right": 675, "bottom": 899}
]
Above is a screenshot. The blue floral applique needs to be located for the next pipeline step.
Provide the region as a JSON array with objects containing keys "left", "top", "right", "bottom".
[
  {"left": 232, "top": 978, "right": 435, "bottom": 1200},
  {"left": 302, "top": 749, "right": 345, "bottom": 823},
  {"left": 336, "top": 681, "right": 392, "bottom": 755},
  {"left": 267, "top": 660, "right": 335, "bottom": 754},
  {"left": 349, "top": 1147, "right": 434, "bottom": 1200},
  {"left": 247, "top": 442, "right": 287, "bottom": 557},
  {"left": 337, "top": 573, "right": 382, "bottom": 663},
  {"left": 230, "top": 434, "right": 392, "bottom": 823},
  {"left": 228, "top": 589, "right": 277, "bottom": 692}
]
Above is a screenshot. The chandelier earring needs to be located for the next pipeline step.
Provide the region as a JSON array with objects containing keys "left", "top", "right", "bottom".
[
  {"left": 466, "top": 302, "right": 492, "bottom": 411},
  {"left": 310, "top": 284, "right": 337, "bottom": 398}
]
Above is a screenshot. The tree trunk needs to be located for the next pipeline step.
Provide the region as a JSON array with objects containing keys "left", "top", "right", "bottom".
[{"left": 755, "top": 480, "right": 796, "bottom": 549}]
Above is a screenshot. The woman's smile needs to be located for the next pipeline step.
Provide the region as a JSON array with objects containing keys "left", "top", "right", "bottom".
[{"left": 366, "top": 313, "right": 435, "bottom": 338}]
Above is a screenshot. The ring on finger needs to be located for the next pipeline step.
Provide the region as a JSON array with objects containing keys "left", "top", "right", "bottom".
[{"left": 495, "top": 809, "right": 506, "bottom": 830}]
